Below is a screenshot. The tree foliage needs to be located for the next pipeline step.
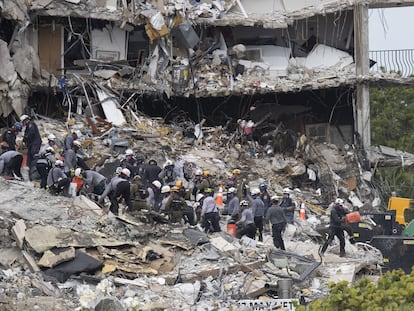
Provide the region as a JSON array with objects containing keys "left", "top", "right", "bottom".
[
  {"left": 370, "top": 86, "right": 414, "bottom": 199},
  {"left": 371, "top": 86, "right": 414, "bottom": 153},
  {"left": 297, "top": 269, "right": 414, "bottom": 311}
]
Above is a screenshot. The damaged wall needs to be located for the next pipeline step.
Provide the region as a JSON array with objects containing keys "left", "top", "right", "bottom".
[{"left": 91, "top": 26, "right": 126, "bottom": 61}]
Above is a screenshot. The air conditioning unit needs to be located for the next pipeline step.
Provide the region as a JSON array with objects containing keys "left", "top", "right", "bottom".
[{"left": 244, "top": 48, "right": 262, "bottom": 62}]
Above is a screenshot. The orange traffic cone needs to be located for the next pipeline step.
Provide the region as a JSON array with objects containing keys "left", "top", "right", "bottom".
[
  {"left": 300, "top": 200, "right": 306, "bottom": 220},
  {"left": 216, "top": 185, "right": 223, "bottom": 208}
]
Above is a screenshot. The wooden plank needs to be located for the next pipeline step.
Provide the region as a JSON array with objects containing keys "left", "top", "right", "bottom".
[{"left": 22, "top": 250, "right": 40, "bottom": 272}]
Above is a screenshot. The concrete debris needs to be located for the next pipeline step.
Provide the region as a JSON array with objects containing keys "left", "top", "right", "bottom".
[{"left": 0, "top": 125, "right": 391, "bottom": 309}]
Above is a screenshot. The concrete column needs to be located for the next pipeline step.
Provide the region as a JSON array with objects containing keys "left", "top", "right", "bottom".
[{"left": 354, "top": 2, "right": 371, "bottom": 149}]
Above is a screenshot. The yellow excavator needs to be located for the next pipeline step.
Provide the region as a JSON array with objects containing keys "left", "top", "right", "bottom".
[{"left": 388, "top": 196, "right": 414, "bottom": 226}]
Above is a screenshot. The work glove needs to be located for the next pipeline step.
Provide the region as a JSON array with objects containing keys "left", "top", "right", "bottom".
[{"left": 69, "top": 168, "right": 75, "bottom": 177}]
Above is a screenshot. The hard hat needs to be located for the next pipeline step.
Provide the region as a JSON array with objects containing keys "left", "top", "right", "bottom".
[
  {"left": 121, "top": 168, "right": 131, "bottom": 177},
  {"left": 203, "top": 170, "right": 210, "bottom": 177},
  {"left": 73, "top": 140, "right": 82, "bottom": 148},
  {"left": 232, "top": 169, "right": 241, "bottom": 175},
  {"left": 271, "top": 195, "right": 279, "bottom": 201},
  {"left": 74, "top": 168, "right": 82, "bottom": 177},
  {"left": 228, "top": 187, "right": 236, "bottom": 194},
  {"left": 335, "top": 198, "right": 344, "bottom": 205},
  {"left": 175, "top": 179, "right": 183, "bottom": 187},
  {"left": 161, "top": 185, "right": 171, "bottom": 193},
  {"left": 152, "top": 180, "right": 162, "bottom": 189},
  {"left": 20, "top": 114, "right": 30, "bottom": 122},
  {"left": 14, "top": 122, "right": 23, "bottom": 132},
  {"left": 55, "top": 160, "right": 64, "bottom": 167},
  {"left": 195, "top": 169, "right": 203, "bottom": 176},
  {"left": 196, "top": 193, "right": 204, "bottom": 202},
  {"left": 259, "top": 182, "right": 267, "bottom": 190},
  {"left": 163, "top": 160, "right": 174, "bottom": 168},
  {"left": 251, "top": 188, "right": 261, "bottom": 195},
  {"left": 45, "top": 146, "right": 55, "bottom": 154},
  {"left": 240, "top": 200, "right": 249, "bottom": 207},
  {"left": 47, "top": 134, "right": 56, "bottom": 141},
  {"left": 283, "top": 188, "right": 291, "bottom": 195},
  {"left": 125, "top": 149, "right": 134, "bottom": 156},
  {"left": 136, "top": 153, "right": 145, "bottom": 162}
]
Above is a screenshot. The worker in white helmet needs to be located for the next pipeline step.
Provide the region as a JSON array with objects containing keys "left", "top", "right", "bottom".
[
  {"left": 146, "top": 180, "right": 162, "bottom": 211},
  {"left": 47, "top": 160, "right": 69, "bottom": 195},
  {"left": 39, "top": 134, "right": 57, "bottom": 155},
  {"left": 99, "top": 168, "right": 132, "bottom": 215},
  {"left": 280, "top": 188, "right": 295, "bottom": 224}
]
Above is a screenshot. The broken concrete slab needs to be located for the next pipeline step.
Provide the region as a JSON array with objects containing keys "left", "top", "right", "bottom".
[
  {"left": 38, "top": 247, "right": 76, "bottom": 268},
  {"left": 25, "top": 225, "right": 130, "bottom": 254},
  {"left": 11, "top": 219, "right": 26, "bottom": 249},
  {"left": 0, "top": 40, "right": 18, "bottom": 84}
]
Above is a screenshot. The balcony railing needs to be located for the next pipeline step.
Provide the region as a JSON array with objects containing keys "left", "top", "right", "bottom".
[{"left": 369, "top": 49, "right": 414, "bottom": 78}]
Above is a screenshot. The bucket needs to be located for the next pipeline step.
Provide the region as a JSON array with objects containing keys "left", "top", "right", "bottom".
[
  {"left": 227, "top": 223, "right": 237, "bottom": 237},
  {"left": 278, "top": 278, "right": 293, "bottom": 299},
  {"left": 346, "top": 211, "right": 361, "bottom": 224}
]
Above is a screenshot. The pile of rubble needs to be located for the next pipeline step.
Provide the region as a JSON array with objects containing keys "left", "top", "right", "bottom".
[{"left": 0, "top": 111, "right": 388, "bottom": 310}]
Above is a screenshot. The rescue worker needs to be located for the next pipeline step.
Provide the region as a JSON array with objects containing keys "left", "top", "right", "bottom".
[
  {"left": 236, "top": 200, "right": 256, "bottom": 239},
  {"left": 159, "top": 160, "right": 176, "bottom": 185},
  {"left": 226, "top": 187, "right": 240, "bottom": 221},
  {"left": 280, "top": 188, "right": 295, "bottom": 224},
  {"left": 195, "top": 193, "right": 204, "bottom": 223},
  {"left": 146, "top": 180, "right": 162, "bottom": 211},
  {"left": 164, "top": 186, "right": 187, "bottom": 223},
  {"left": 121, "top": 149, "right": 137, "bottom": 176},
  {"left": 39, "top": 134, "right": 57, "bottom": 155},
  {"left": 200, "top": 188, "right": 220, "bottom": 233},
  {"left": 99, "top": 168, "right": 132, "bottom": 215},
  {"left": 265, "top": 196, "right": 287, "bottom": 250},
  {"left": 135, "top": 153, "right": 147, "bottom": 183},
  {"left": 259, "top": 182, "right": 271, "bottom": 215},
  {"left": 64, "top": 132, "right": 78, "bottom": 151},
  {"left": 144, "top": 159, "right": 162, "bottom": 185},
  {"left": 64, "top": 140, "right": 81, "bottom": 176},
  {"left": 193, "top": 169, "right": 214, "bottom": 199},
  {"left": 2, "top": 123, "right": 21, "bottom": 151},
  {"left": 0, "top": 149, "right": 23, "bottom": 179},
  {"left": 320, "top": 198, "right": 348, "bottom": 257},
  {"left": 36, "top": 146, "right": 56, "bottom": 188},
  {"left": 21, "top": 114, "right": 42, "bottom": 169},
  {"left": 160, "top": 185, "right": 172, "bottom": 211},
  {"left": 47, "top": 160, "right": 70, "bottom": 195},
  {"left": 76, "top": 168, "right": 106, "bottom": 197},
  {"left": 249, "top": 187, "right": 265, "bottom": 242},
  {"left": 130, "top": 175, "right": 149, "bottom": 211}
]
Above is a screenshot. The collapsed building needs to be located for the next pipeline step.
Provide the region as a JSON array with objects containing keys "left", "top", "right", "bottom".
[{"left": 2, "top": 0, "right": 414, "bottom": 309}]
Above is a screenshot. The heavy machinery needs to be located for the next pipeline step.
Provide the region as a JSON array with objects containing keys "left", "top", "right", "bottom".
[{"left": 387, "top": 196, "right": 414, "bottom": 226}]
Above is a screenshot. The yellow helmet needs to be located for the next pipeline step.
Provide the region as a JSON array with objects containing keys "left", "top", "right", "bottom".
[
  {"left": 171, "top": 186, "right": 180, "bottom": 192},
  {"left": 232, "top": 169, "right": 241, "bottom": 175},
  {"left": 203, "top": 170, "right": 210, "bottom": 177},
  {"left": 175, "top": 179, "right": 183, "bottom": 187}
]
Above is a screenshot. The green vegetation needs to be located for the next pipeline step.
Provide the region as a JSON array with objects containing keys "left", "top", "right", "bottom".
[
  {"left": 296, "top": 269, "right": 414, "bottom": 311},
  {"left": 370, "top": 86, "right": 414, "bottom": 199}
]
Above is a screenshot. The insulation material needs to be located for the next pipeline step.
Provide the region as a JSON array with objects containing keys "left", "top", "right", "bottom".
[
  {"left": 91, "top": 26, "right": 126, "bottom": 60},
  {"left": 96, "top": 88, "right": 126, "bottom": 126},
  {"left": 304, "top": 44, "right": 354, "bottom": 70}
]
